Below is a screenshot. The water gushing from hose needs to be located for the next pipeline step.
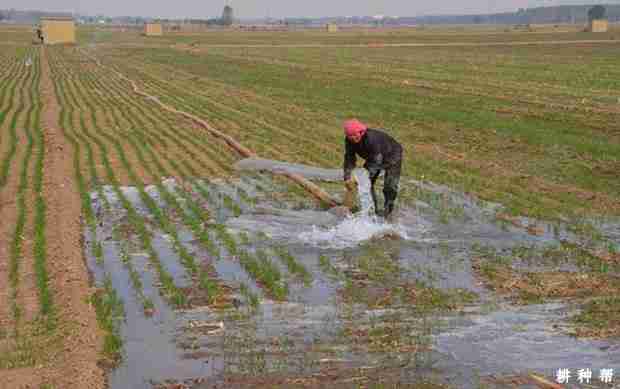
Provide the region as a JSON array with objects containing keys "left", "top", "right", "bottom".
[
  {"left": 299, "top": 169, "right": 411, "bottom": 248},
  {"left": 355, "top": 169, "right": 375, "bottom": 217}
]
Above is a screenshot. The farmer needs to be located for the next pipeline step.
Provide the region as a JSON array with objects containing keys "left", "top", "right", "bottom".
[
  {"left": 36, "top": 27, "right": 43, "bottom": 44},
  {"left": 343, "top": 119, "right": 403, "bottom": 219}
]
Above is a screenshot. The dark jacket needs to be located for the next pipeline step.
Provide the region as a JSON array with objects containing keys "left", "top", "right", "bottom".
[{"left": 343, "top": 128, "right": 402, "bottom": 181}]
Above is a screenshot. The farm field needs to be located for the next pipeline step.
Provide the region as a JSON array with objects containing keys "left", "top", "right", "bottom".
[{"left": 1, "top": 24, "right": 620, "bottom": 388}]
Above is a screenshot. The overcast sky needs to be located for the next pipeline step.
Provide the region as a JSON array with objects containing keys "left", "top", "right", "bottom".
[{"left": 3, "top": 0, "right": 617, "bottom": 19}]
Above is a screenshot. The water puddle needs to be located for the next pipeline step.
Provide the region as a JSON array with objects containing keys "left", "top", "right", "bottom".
[
  {"left": 434, "top": 302, "right": 620, "bottom": 388},
  {"left": 84, "top": 162, "right": 620, "bottom": 388}
]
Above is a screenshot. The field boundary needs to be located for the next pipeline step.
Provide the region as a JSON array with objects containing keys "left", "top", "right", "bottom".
[{"left": 162, "top": 39, "right": 620, "bottom": 49}]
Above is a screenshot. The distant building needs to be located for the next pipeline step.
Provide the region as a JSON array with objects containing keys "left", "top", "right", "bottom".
[
  {"left": 144, "top": 22, "right": 163, "bottom": 36},
  {"left": 588, "top": 19, "right": 608, "bottom": 32},
  {"left": 326, "top": 23, "right": 338, "bottom": 32},
  {"left": 40, "top": 16, "right": 75, "bottom": 44},
  {"left": 176, "top": 19, "right": 210, "bottom": 32},
  {"left": 221, "top": 5, "right": 234, "bottom": 26}
]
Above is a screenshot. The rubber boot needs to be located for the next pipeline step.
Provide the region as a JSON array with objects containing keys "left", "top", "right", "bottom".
[
  {"left": 371, "top": 186, "right": 381, "bottom": 216},
  {"left": 384, "top": 199, "right": 395, "bottom": 222}
]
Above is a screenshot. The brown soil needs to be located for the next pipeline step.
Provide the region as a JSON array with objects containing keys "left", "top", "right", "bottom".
[
  {"left": 17, "top": 46, "right": 104, "bottom": 389},
  {"left": 154, "top": 365, "right": 446, "bottom": 388},
  {"left": 1, "top": 367, "right": 46, "bottom": 389}
]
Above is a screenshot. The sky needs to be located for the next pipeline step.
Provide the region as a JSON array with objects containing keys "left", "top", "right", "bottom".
[{"left": 3, "top": 0, "right": 618, "bottom": 19}]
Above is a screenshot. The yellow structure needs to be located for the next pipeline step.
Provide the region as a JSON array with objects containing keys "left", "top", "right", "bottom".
[
  {"left": 326, "top": 23, "right": 339, "bottom": 32},
  {"left": 144, "top": 23, "right": 163, "bottom": 36},
  {"left": 40, "top": 17, "right": 75, "bottom": 45},
  {"left": 588, "top": 19, "right": 608, "bottom": 32}
]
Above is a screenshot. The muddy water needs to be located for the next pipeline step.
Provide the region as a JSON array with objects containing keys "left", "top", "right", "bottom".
[{"left": 85, "top": 164, "right": 620, "bottom": 388}]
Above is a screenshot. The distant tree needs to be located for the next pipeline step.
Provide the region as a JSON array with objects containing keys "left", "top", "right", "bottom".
[
  {"left": 221, "top": 5, "right": 234, "bottom": 26},
  {"left": 588, "top": 5, "right": 606, "bottom": 21},
  {"left": 473, "top": 15, "right": 482, "bottom": 24},
  {"left": 0, "top": 12, "right": 5, "bottom": 22}
]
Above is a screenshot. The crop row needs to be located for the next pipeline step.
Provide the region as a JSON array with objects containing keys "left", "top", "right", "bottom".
[
  {"left": 8, "top": 47, "right": 38, "bottom": 324},
  {"left": 101, "top": 51, "right": 339, "bottom": 167},
  {"left": 48, "top": 49, "right": 188, "bottom": 307},
  {"left": 81, "top": 53, "right": 237, "bottom": 181},
  {"left": 0, "top": 52, "right": 31, "bottom": 189},
  {"left": 3, "top": 48, "right": 52, "bottom": 329},
  {"left": 125, "top": 44, "right": 620, "bottom": 219},
  {"left": 0, "top": 46, "right": 52, "bottom": 370},
  {"left": 50, "top": 48, "right": 240, "bottom": 310}
]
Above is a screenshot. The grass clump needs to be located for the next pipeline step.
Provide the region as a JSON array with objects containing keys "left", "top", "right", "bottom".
[
  {"left": 318, "top": 254, "right": 342, "bottom": 280},
  {"left": 274, "top": 246, "right": 312, "bottom": 286},
  {"left": 239, "top": 283, "right": 260, "bottom": 310},
  {"left": 238, "top": 249, "right": 289, "bottom": 300},
  {"left": 118, "top": 241, "right": 155, "bottom": 315},
  {"left": 90, "top": 276, "right": 124, "bottom": 365},
  {"left": 572, "top": 297, "right": 620, "bottom": 338}
]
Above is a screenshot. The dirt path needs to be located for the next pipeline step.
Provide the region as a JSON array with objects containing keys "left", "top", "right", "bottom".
[{"left": 34, "top": 46, "right": 104, "bottom": 389}]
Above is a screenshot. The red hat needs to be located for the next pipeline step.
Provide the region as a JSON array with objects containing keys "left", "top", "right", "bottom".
[{"left": 343, "top": 119, "right": 367, "bottom": 137}]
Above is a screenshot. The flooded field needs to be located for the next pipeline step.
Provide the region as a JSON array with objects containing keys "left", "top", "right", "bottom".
[{"left": 84, "top": 164, "right": 620, "bottom": 388}]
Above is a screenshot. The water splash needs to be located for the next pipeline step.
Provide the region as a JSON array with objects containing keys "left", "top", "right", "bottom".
[
  {"left": 299, "top": 169, "right": 413, "bottom": 248},
  {"left": 355, "top": 169, "right": 375, "bottom": 216}
]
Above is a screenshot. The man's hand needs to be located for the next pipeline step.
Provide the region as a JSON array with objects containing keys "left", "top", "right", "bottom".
[{"left": 344, "top": 178, "right": 357, "bottom": 191}]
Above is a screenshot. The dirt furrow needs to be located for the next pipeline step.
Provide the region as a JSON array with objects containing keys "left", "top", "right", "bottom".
[{"left": 36, "top": 46, "right": 104, "bottom": 388}]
